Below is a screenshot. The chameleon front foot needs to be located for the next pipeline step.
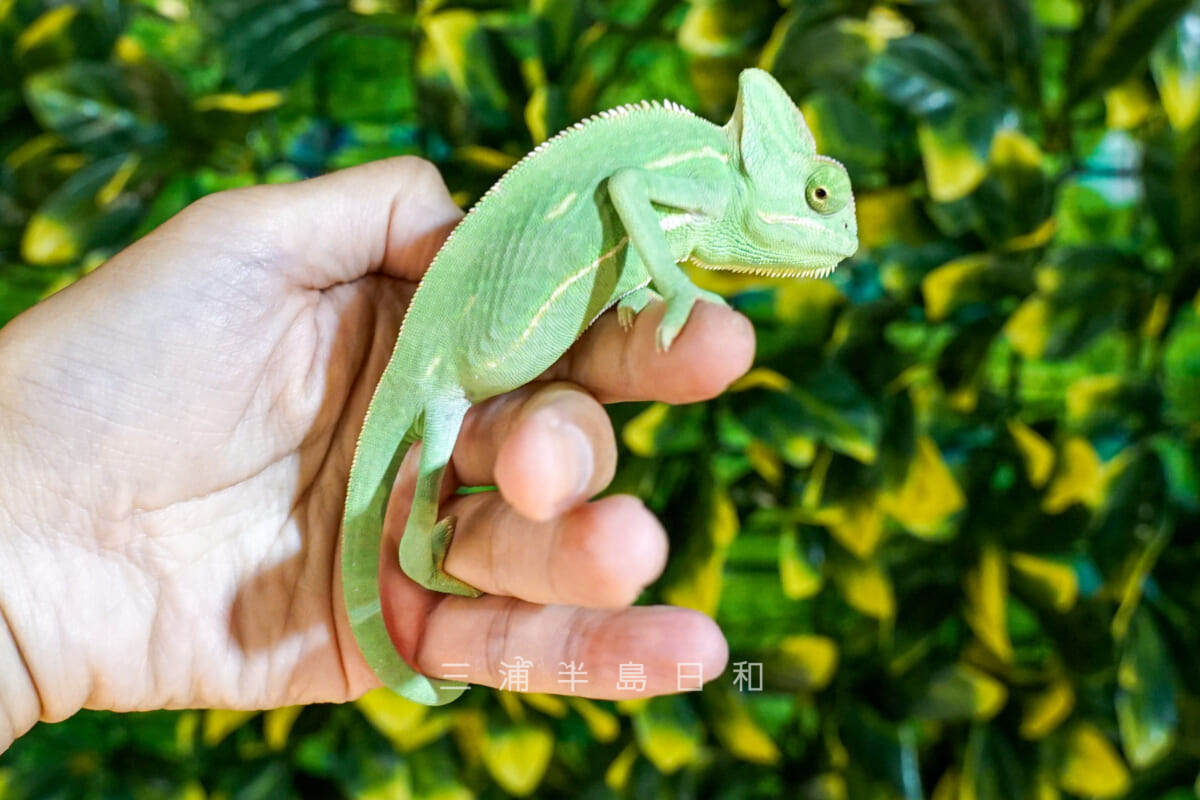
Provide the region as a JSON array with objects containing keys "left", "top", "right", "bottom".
[
  {"left": 657, "top": 287, "right": 728, "bottom": 351},
  {"left": 400, "top": 516, "right": 484, "bottom": 597}
]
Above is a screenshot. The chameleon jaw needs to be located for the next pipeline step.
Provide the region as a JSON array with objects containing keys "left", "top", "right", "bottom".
[{"left": 685, "top": 255, "right": 843, "bottom": 280}]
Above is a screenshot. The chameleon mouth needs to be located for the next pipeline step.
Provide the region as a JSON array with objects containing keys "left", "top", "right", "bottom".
[{"left": 685, "top": 255, "right": 843, "bottom": 280}]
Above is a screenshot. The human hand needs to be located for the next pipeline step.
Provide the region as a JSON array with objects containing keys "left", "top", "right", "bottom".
[{"left": 0, "top": 157, "right": 755, "bottom": 748}]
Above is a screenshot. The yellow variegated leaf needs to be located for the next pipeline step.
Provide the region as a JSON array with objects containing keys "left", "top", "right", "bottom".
[
  {"left": 931, "top": 768, "right": 958, "bottom": 800},
  {"left": 678, "top": 4, "right": 754, "bottom": 58},
  {"left": 497, "top": 690, "right": 524, "bottom": 720},
  {"left": 836, "top": 559, "right": 895, "bottom": 620},
  {"left": 964, "top": 543, "right": 1013, "bottom": 662},
  {"left": 1105, "top": 79, "right": 1153, "bottom": 129},
  {"left": 684, "top": 260, "right": 773, "bottom": 295},
  {"left": 1010, "top": 552, "right": 1078, "bottom": 612},
  {"left": 15, "top": 4, "right": 77, "bottom": 55},
  {"left": 711, "top": 486, "right": 739, "bottom": 548},
  {"left": 1006, "top": 217, "right": 1057, "bottom": 251},
  {"left": 605, "top": 743, "right": 639, "bottom": 791},
  {"left": 615, "top": 697, "right": 649, "bottom": 715},
  {"left": 522, "top": 693, "right": 568, "bottom": 718},
  {"left": 1143, "top": 293, "right": 1170, "bottom": 339},
  {"left": 922, "top": 255, "right": 993, "bottom": 322},
  {"left": 634, "top": 715, "right": 701, "bottom": 774},
  {"left": 855, "top": 187, "right": 923, "bottom": 252},
  {"left": 358, "top": 688, "right": 453, "bottom": 752},
  {"left": 22, "top": 215, "right": 78, "bottom": 264},
  {"left": 202, "top": 709, "right": 257, "bottom": 747},
  {"left": 481, "top": 721, "right": 555, "bottom": 796},
  {"left": 1042, "top": 437, "right": 1104, "bottom": 513},
  {"left": 824, "top": 498, "right": 885, "bottom": 559},
  {"left": 746, "top": 440, "right": 783, "bottom": 487},
  {"left": 730, "top": 367, "right": 791, "bottom": 392},
  {"left": 5, "top": 133, "right": 61, "bottom": 170},
  {"left": 622, "top": 402, "right": 669, "bottom": 457},
  {"left": 634, "top": 697, "right": 705, "bottom": 776},
  {"left": 778, "top": 634, "right": 839, "bottom": 690},
  {"left": 177, "top": 781, "right": 206, "bottom": 800},
  {"left": 917, "top": 122, "right": 988, "bottom": 202},
  {"left": 524, "top": 86, "right": 551, "bottom": 144},
  {"left": 918, "top": 663, "right": 1007, "bottom": 722},
  {"left": 879, "top": 436, "right": 965, "bottom": 537},
  {"left": 990, "top": 128, "right": 1042, "bottom": 169},
  {"left": 356, "top": 765, "right": 412, "bottom": 800},
  {"left": 1005, "top": 295, "right": 1051, "bottom": 359},
  {"left": 779, "top": 527, "right": 823, "bottom": 599},
  {"left": 568, "top": 697, "right": 620, "bottom": 742},
  {"left": 194, "top": 91, "right": 284, "bottom": 113},
  {"left": 774, "top": 277, "right": 844, "bottom": 324},
  {"left": 708, "top": 690, "right": 781, "bottom": 765},
  {"left": 95, "top": 155, "right": 140, "bottom": 208},
  {"left": 1021, "top": 680, "right": 1076, "bottom": 739},
  {"left": 456, "top": 145, "right": 519, "bottom": 172},
  {"left": 782, "top": 435, "right": 816, "bottom": 467},
  {"left": 263, "top": 705, "right": 303, "bottom": 751},
  {"left": 422, "top": 10, "right": 507, "bottom": 112},
  {"left": 803, "top": 773, "right": 849, "bottom": 800},
  {"left": 175, "top": 711, "right": 199, "bottom": 754},
  {"left": 1008, "top": 420, "right": 1055, "bottom": 488},
  {"left": 451, "top": 708, "right": 486, "bottom": 764},
  {"left": 663, "top": 548, "right": 723, "bottom": 616},
  {"left": 1058, "top": 723, "right": 1132, "bottom": 799},
  {"left": 1153, "top": 54, "right": 1200, "bottom": 131},
  {"left": 1066, "top": 374, "right": 1123, "bottom": 424}
]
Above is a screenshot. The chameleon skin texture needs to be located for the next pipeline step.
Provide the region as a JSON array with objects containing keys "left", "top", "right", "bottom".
[{"left": 342, "top": 68, "right": 858, "bottom": 705}]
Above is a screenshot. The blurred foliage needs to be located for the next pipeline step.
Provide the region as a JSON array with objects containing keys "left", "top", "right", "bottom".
[{"left": 3, "top": 0, "right": 1200, "bottom": 797}]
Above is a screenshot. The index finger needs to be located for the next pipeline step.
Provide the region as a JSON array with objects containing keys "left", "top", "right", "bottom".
[{"left": 545, "top": 300, "right": 756, "bottom": 404}]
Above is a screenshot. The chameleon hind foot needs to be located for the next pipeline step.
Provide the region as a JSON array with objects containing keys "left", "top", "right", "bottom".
[
  {"left": 617, "top": 286, "right": 661, "bottom": 331},
  {"left": 402, "top": 516, "right": 483, "bottom": 597}
]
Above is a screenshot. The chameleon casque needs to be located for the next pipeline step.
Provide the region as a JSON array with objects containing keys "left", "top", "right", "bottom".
[{"left": 342, "top": 68, "right": 858, "bottom": 705}]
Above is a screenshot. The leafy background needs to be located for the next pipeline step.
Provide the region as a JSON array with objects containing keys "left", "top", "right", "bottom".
[{"left": 2, "top": 0, "right": 1200, "bottom": 797}]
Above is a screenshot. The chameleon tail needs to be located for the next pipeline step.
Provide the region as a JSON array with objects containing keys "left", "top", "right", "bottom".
[{"left": 341, "top": 379, "right": 468, "bottom": 706}]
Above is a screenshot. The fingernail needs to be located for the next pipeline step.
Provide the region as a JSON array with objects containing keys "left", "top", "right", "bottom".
[{"left": 549, "top": 416, "right": 593, "bottom": 511}]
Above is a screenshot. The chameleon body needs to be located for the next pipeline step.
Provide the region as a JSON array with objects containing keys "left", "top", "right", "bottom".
[{"left": 342, "top": 68, "right": 858, "bottom": 705}]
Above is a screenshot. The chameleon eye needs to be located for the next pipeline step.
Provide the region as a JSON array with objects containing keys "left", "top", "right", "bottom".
[{"left": 805, "top": 163, "right": 850, "bottom": 215}]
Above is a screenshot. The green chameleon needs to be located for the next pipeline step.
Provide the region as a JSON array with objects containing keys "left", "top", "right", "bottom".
[{"left": 342, "top": 68, "right": 858, "bottom": 705}]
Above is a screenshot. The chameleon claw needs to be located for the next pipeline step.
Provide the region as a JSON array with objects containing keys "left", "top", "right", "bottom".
[{"left": 412, "top": 516, "right": 483, "bottom": 597}]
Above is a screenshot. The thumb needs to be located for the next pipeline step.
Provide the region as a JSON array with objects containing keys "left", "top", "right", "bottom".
[{"left": 188, "top": 156, "right": 465, "bottom": 289}]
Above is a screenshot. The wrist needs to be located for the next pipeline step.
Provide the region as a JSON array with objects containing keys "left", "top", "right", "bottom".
[
  {"left": 0, "top": 504, "right": 41, "bottom": 753},
  {"left": 0, "top": 346, "right": 49, "bottom": 753}
]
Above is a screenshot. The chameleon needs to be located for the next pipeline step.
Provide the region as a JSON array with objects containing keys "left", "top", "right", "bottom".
[{"left": 341, "top": 68, "right": 858, "bottom": 705}]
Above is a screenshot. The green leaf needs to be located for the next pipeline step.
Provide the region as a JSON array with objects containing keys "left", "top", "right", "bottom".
[
  {"left": 731, "top": 362, "right": 880, "bottom": 464},
  {"left": 1066, "top": 0, "right": 1194, "bottom": 104},
  {"left": 914, "top": 663, "right": 1008, "bottom": 722},
  {"left": 866, "top": 34, "right": 983, "bottom": 121},
  {"left": 481, "top": 718, "right": 555, "bottom": 796},
  {"left": 632, "top": 696, "right": 704, "bottom": 775},
  {"left": 1057, "top": 722, "right": 1132, "bottom": 799},
  {"left": 1151, "top": 5, "right": 1200, "bottom": 130},
  {"left": 841, "top": 704, "right": 923, "bottom": 800},
  {"left": 1115, "top": 609, "right": 1178, "bottom": 768},
  {"left": 20, "top": 154, "right": 139, "bottom": 265},
  {"left": 23, "top": 62, "right": 164, "bottom": 155},
  {"left": 212, "top": 0, "right": 350, "bottom": 92}
]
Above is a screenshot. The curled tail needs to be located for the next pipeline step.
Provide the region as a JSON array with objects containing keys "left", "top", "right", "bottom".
[{"left": 341, "top": 374, "right": 468, "bottom": 706}]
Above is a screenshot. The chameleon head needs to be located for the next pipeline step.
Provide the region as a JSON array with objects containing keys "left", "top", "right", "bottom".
[{"left": 690, "top": 69, "right": 859, "bottom": 279}]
